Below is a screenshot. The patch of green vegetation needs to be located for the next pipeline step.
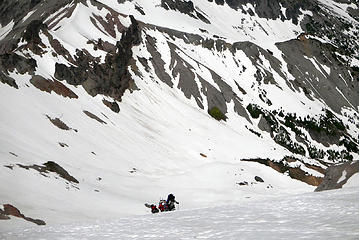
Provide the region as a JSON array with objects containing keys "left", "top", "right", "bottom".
[
  {"left": 263, "top": 113, "right": 277, "bottom": 132},
  {"left": 246, "top": 104, "right": 262, "bottom": 119},
  {"left": 339, "top": 137, "right": 359, "bottom": 153},
  {"left": 320, "top": 109, "right": 345, "bottom": 134},
  {"left": 292, "top": 110, "right": 345, "bottom": 136},
  {"left": 274, "top": 127, "right": 306, "bottom": 155},
  {"left": 284, "top": 114, "right": 303, "bottom": 136},
  {"left": 280, "top": 109, "right": 357, "bottom": 160},
  {"left": 343, "top": 22, "right": 353, "bottom": 30},
  {"left": 208, "top": 106, "right": 227, "bottom": 121},
  {"left": 305, "top": 23, "right": 315, "bottom": 35},
  {"left": 246, "top": 104, "right": 278, "bottom": 132},
  {"left": 327, "top": 149, "right": 340, "bottom": 161},
  {"left": 308, "top": 146, "right": 325, "bottom": 159},
  {"left": 342, "top": 151, "right": 353, "bottom": 160},
  {"left": 351, "top": 66, "right": 359, "bottom": 73},
  {"left": 327, "top": 149, "right": 353, "bottom": 162}
]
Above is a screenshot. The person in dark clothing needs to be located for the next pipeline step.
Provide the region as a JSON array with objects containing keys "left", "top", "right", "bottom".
[
  {"left": 158, "top": 200, "right": 168, "bottom": 212},
  {"left": 166, "top": 194, "right": 179, "bottom": 211},
  {"left": 151, "top": 204, "right": 159, "bottom": 213}
]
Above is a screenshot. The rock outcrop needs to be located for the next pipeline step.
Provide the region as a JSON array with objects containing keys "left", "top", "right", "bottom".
[
  {"left": 30, "top": 75, "right": 78, "bottom": 98},
  {"left": 242, "top": 158, "right": 325, "bottom": 186},
  {"left": 55, "top": 15, "right": 141, "bottom": 101},
  {"left": 315, "top": 160, "right": 359, "bottom": 191},
  {"left": 16, "top": 161, "right": 79, "bottom": 184},
  {"left": 0, "top": 204, "right": 46, "bottom": 225},
  {"left": 162, "top": 0, "right": 211, "bottom": 24}
]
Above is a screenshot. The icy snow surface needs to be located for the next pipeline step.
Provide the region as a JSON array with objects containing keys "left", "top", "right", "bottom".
[{"left": 1, "top": 187, "right": 359, "bottom": 240}]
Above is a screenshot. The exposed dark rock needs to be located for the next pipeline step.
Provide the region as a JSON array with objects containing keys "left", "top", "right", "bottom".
[
  {"left": 168, "top": 42, "right": 204, "bottom": 109},
  {"left": 129, "top": 168, "right": 137, "bottom": 173},
  {"left": 348, "top": 7, "right": 359, "bottom": 20},
  {"left": 162, "top": 0, "right": 211, "bottom": 24},
  {"left": 0, "top": 0, "right": 44, "bottom": 27},
  {"left": 237, "top": 181, "right": 248, "bottom": 186},
  {"left": 90, "top": 8, "right": 127, "bottom": 38},
  {"left": 43, "top": 161, "right": 79, "bottom": 183},
  {"left": 2, "top": 204, "right": 46, "bottom": 225},
  {"left": 0, "top": 71, "right": 18, "bottom": 89},
  {"left": 0, "top": 52, "right": 37, "bottom": 75},
  {"left": 23, "top": 20, "right": 47, "bottom": 44},
  {"left": 30, "top": 75, "right": 78, "bottom": 98},
  {"left": 3, "top": 204, "right": 22, "bottom": 218},
  {"left": 44, "top": 31, "right": 75, "bottom": 63},
  {"left": 254, "top": 176, "right": 264, "bottom": 182},
  {"left": 30, "top": 0, "right": 41, "bottom": 9},
  {"left": 0, "top": 211, "right": 11, "bottom": 220},
  {"left": 233, "top": 41, "right": 286, "bottom": 87},
  {"left": 135, "top": 5, "right": 145, "bottom": 15},
  {"left": 315, "top": 160, "right": 359, "bottom": 191},
  {"left": 103, "top": 99, "right": 120, "bottom": 113},
  {"left": 145, "top": 35, "right": 173, "bottom": 87},
  {"left": 196, "top": 12, "right": 210, "bottom": 24},
  {"left": 46, "top": 115, "right": 71, "bottom": 130},
  {"left": 83, "top": 110, "right": 107, "bottom": 124},
  {"left": 4, "top": 165, "right": 14, "bottom": 170},
  {"left": 242, "top": 157, "right": 324, "bottom": 186},
  {"left": 258, "top": 115, "right": 272, "bottom": 133},
  {"left": 208, "top": 0, "right": 316, "bottom": 24},
  {"left": 9, "top": 152, "right": 18, "bottom": 157},
  {"left": 277, "top": 38, "right": 359, "bottom": 114},
  {"left": 137, "top": 56, "right": 151, "bottom": 73},
  {"left": 142, "top": 24, "right": 252, "bottom": 122},
  {"left": 59, "top": 142, "right": 68, "bottom": 147},
  {"left": 17, "top": 161, "right": 79, "bottom": 184},
  {"left": 55, "top": 15, "right": 141, "bottom": 101},
  {"left": 246, "top": 127, "right": 262, "bottom": 137},
  {"left": 46, "top": 2, "right": 77, "bottom": 30}
]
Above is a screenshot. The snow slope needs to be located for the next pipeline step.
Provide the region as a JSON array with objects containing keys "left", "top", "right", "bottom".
[
  {"left": 0, "top": 65, "right": 315, "bottom": 229},
  {"left": 1, "top": 0, "right": 359, "bottom": 231},
  {"left": 2, "top": 187, "right": 359, "bottom": 239}
]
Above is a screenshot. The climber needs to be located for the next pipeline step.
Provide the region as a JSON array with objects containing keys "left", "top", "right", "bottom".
[
  {"left": 166, "top": 193, "right": 179, "bottom": 211},
  {"left": 158, "top": 199, "right": 168, "bottom": 212},
  {"left": 150, "top": 204, "right": 159, "bottom": 214}
]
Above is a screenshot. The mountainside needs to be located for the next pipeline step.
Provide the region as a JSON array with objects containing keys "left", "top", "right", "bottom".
[{"left": 1, "top": 0, "right": 359, "bottom": 228}]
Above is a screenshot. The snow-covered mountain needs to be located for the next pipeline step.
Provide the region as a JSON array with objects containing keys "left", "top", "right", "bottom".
[{"left": 1, "top": 0, "right": 359, "bottom": 230}]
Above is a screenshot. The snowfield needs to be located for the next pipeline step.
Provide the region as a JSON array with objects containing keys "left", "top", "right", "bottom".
[
  {"left": 1, "top": 0, "right": 359, "bottom": 237},
  {"left": 1, "top": 187, "right": 359, "bottom": 240}
]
